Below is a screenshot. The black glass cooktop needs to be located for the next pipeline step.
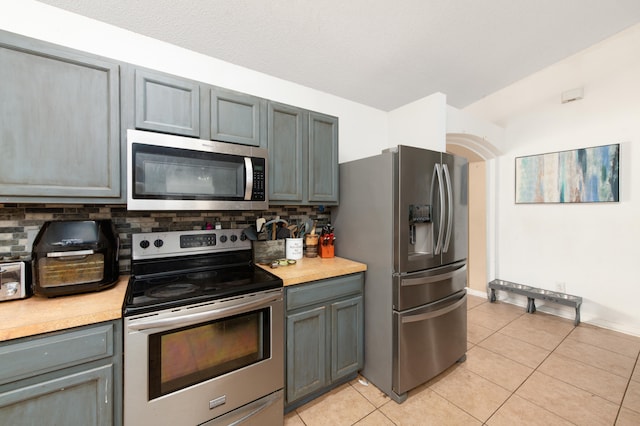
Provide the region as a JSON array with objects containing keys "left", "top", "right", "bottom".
[{"left": 123, "top": 252, "right": 282, "bottom": 316}]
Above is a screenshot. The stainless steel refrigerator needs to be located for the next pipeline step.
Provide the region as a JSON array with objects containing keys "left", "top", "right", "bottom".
[{"left": 333, "top": 145, "right": 468, "bottom": 403}]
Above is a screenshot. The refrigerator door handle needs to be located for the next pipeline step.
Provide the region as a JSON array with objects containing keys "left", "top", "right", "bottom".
[
  {"left": 401, "top": 294, "right": 466, "bottom": 324},
  {"left": 442, "top": 163, "right": 453, "bottom": 253},
  {"left": 431, "top": 163, "right": 445, "bottom": 255},
  {"left": 400, "top": 263, "right": 466, "bottom": 287}
]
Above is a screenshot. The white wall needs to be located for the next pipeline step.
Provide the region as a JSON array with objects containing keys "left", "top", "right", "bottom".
[
  {"left": 388, "top": 92, "right": 447, "bottom": 151},
  {"left": 465, "top": 24, "right": 640, "bottom": 336},
  {"left": 0, "top": 1, "right": 388, "bottom": 164}
]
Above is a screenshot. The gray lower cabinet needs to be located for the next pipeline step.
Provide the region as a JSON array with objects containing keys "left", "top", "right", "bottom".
[
  {"left": 0, "top": 30, "right": 122, "bottom": 203},
  {"left": 0, "top": 321, "right": 123, "bottom": 426},
  {"left": 285, "top": 273, "right": 363, "bottom": 409},
  {"left": 268, "top": 102, "right": 339, "bottom": 205}
]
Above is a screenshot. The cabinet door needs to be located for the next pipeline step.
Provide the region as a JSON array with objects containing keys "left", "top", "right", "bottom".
[
  {"left": 135, "top": 68, "right": 200, "bottom": 137},
  {"left": 0, "top": 364, "right": 113, "bottom": 426},
  {"left": 211, "top": 88, "right": 265, "bottom": 147},
  {"left": 286, "top": 306, "right": 326, "bottom": 403},
  {"left": 308, "top": 112, "right": 339, "bottom": 203},
  {"left": 0, "top": 33, "right": 120, "bottom": 199},
  {"left": 331, "top": 295, "right": 364, "bottom": 381},
  {"left": 268, "top": 102, "right": 304, "bottom": 202}
]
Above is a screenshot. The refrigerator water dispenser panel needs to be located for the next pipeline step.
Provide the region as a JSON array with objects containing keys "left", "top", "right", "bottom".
[{"left": 408, "top": 204, "right": 432, "bottom": 256}]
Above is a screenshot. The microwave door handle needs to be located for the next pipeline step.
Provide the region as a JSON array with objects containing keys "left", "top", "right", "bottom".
[
  {"left": 128, "top": 292, "right": 280, "bottom": 332},
  {"left": 443, "top": 163, "right": 453, "bottom": 253},
  {"left": 244, "top": 157, "right": 253, "bottom": 200}
]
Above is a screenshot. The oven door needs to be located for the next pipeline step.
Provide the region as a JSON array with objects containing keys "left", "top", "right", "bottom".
[
  {"left": 124, "top": 288, "right": 283, "bottom": 426},
  {"left": 127, "top": 129, "right": 267, "bottom": 211}
]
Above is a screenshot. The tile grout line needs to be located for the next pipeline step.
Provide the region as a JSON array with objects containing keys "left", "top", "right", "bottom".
[
  {"left": 614, "top": 350, "right": 640, "bottom": 424},
  {"left": 472, "top": 301, "right": 580, "bottom": 425}
]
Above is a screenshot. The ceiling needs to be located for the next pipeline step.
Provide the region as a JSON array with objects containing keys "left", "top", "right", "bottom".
[{"left": 38, "top": 0, "right": 640, "bottom": 111}]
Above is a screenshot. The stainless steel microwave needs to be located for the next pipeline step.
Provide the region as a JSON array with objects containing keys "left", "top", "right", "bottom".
[{"left": 127, "top": 129, "right": 268, "bottom": 211}]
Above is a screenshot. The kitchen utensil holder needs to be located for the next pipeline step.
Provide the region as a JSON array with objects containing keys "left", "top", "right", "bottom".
[{"left": 304, "top": 234, "right": 319, "bottom": 258}]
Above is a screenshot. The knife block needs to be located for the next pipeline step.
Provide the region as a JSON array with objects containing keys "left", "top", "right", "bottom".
[{"left": 318, "top": 241, "right": 334, "bottom": 258}]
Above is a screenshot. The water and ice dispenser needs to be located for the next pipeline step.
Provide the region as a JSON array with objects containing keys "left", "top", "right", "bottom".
[{"left": 408, "top": 204, "right": 433, "bottom": 256}]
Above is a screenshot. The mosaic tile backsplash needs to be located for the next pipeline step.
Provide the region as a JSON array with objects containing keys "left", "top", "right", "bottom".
[{"left": 0, "top": 204, "right": 331, "bottom": 273}]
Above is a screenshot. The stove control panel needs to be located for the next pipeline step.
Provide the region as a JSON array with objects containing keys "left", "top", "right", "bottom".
[{"left": 132, "top": 229, "right": 251, "bottom": 260}]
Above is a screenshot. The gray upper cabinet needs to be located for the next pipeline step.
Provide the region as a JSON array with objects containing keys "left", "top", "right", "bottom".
[
  {"left": 0, "top": 31, "right": 121, "bottom": 202},
  {"left": 268, "top": 102, "right": 305, "bottom": 202},
  {"left": 135, "top": 68, "right": 200, "bottom": 137},
  {"left": 211, "top": 88, "right": 266, "bottom": 147},
  {"left": 308, "top": 112, "right": 339, "bottom": 203},
  {"left": 268, "top": 102, "right": 339, "bottom": 205}
]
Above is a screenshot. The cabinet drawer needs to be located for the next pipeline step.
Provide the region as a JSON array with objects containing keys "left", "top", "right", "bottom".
[
  {"left": 0, "top": 323, "right": 114, "bottom": 385},
  {"left": 286, "top": 273, "right": 363, "bottom": 311}
]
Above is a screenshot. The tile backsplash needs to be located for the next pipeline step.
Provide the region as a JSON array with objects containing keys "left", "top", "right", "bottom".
[{"left": 0, "top": 204, "right": 331, "bottom": 273}]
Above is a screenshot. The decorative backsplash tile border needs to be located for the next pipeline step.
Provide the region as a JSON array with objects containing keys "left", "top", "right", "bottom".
[{"left": 0, "top": 204, "right": 331, "bottom": 273}]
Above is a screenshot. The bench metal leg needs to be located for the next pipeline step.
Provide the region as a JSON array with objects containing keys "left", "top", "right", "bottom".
[
  {"left": 574, "top": 304, "right": 581, "bottom": 326},
  {"left": 489, "top": 288, "right": 496, "bottom": 302},
  {"left": 527, "top": 298, "right": 536, "bottom": 313}
]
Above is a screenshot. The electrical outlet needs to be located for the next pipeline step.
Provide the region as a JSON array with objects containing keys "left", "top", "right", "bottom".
[{"left": 555, "top": 282, "right": 566, "bottom": 293}]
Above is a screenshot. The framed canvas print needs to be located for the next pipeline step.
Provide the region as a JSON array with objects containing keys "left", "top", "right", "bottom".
[{"left": 515, "top": 144, "right": 619, "bottom": 203}]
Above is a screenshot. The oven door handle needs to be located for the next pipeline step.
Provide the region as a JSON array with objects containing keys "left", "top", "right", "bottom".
[{"left": 128, "top": 292, "right": 281, "bottom": 332}]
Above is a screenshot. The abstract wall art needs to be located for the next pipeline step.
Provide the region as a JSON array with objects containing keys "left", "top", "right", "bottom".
[{"left": 515, "top": 144, "right": 619, "bottom": 203}]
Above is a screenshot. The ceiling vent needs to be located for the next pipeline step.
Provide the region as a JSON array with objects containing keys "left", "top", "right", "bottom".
[{"left": 561, "top": 87, "right": 584, "bottom": 103}]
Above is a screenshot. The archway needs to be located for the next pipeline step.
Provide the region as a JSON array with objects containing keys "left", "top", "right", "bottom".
[{"left": 446, "top": 133, "right": 500, "bottom": 293}]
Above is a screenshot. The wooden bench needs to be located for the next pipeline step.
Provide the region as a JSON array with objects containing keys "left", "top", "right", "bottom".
[{"left": 488, "top": 279, "right": 583, "bottom": 326}]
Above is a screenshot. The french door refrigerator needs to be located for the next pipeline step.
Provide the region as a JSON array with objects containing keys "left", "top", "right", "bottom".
[{"left": 333, "top": 145, "right": 468, "bottom": 403}]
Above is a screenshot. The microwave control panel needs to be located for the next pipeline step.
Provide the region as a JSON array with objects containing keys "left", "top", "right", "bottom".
[{"left": 251, "top": 158, "right": 266, "bottom": 201}]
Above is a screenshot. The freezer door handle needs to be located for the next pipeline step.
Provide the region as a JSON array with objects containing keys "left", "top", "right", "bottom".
[
  {"left": 400, "top": 262, "right": 466, "bottom": 287},
  {"left": 401, "top": 294, "right": 466, "bottom": 324},
  {"left": 443, "top": 163, "right": 453, "bottom": 253}
]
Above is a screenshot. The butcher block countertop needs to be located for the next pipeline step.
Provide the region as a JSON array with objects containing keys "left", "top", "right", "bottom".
[
  {"left": 0, "top": 276, "right": 129, "bottom": 342},
  {"left": 257, "top": 256, "right": 366, "bottom": 286},
  {"left": 1, "top": 257, "right": 366, "bottom": 342}
]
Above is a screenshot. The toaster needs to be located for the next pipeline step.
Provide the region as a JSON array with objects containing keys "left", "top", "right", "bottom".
[{"left": 0, "top": 259, "right": 32, "bottom": 302}]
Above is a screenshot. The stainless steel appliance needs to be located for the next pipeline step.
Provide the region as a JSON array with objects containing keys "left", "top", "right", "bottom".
[
  {"left": 127, "top": 129, "right": 268, "bottom": 211},
  {"left": 333, "top": 145, "right": 468, "bottom": 403},
  {"left": 0, "top": 258, "right": 31, "bottom": 302},
  {"left": 123, "top": 229, "right": 284, "bottom": 425},
  {"left": 31, "top": 220, "right": 119, "bottom": 297}
]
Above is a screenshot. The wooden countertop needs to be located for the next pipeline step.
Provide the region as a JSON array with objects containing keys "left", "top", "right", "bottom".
[
  {"left": 257, "top": 256, "right": 366, "bottom": 286},
  {"left": 1, "top": 257, "right": 366, "bottom": 342},
  {"left": 0, "top": 276, "right": 128, "bottom": 342}
]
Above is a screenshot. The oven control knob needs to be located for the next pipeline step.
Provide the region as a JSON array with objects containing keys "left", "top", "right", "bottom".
[
  {"left": 230, "top": 234, "right": 238, "bottom": 242},
  {"left": 139, "top": 239, "right": 150, "bottom": 249},
  {"left": 219, "top": 235, "right": 228, "bottom": 243},
  {"left": 240, "top": 233, "right": 247, "bottom": 241},
  {"left": 154, "top": 239, "right": 164, "bottom": 248}
]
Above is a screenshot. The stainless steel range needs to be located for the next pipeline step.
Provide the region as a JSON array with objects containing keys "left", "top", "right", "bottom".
[{"left": 123, "top": 229, "right": 284, "bottom": 426}]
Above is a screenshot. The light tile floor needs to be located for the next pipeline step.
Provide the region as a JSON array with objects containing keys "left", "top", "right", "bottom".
[{"left": 285, "top": 294, "right": 640, "bottom": 425}]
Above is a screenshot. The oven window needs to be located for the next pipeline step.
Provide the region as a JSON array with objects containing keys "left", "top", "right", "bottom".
[
  {"left": 133, "top": 144, "right": 245, "bottom": 200},
  {"left": 148, "top": 308, "right": 270, "bottom": 399}
]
